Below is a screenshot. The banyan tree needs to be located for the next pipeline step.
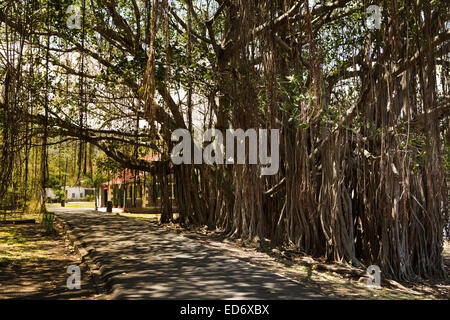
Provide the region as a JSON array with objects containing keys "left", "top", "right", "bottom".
[{"left": 1, "top": 0, "right": 448, "bottom": 281}]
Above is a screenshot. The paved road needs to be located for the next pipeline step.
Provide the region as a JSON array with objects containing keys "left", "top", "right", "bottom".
[{"left": 54, "top": 208, "right": 324, "bottom": 300}]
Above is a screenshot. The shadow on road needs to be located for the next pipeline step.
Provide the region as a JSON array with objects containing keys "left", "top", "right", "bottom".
[{"left": 55, "top": 209, "right": 324, "bottom": 300}]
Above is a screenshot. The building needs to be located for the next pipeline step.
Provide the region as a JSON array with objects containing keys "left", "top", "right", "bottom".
[
  {"left": 45, "top": 188, "right": 57, "bottom": 201},
  {"left": 97, "top": 155, "right": 178, "bottom": 213},
  {"left": 64, "top": 187, "right": 95, "bottom": 200}
]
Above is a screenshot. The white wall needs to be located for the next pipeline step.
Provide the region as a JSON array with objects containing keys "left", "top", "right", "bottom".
[
  {"left": 45, "top": 188, "right": 57, "bottom": 200},
  {"left": 64, "top": 187, "right": 94, "bottom": 200}
]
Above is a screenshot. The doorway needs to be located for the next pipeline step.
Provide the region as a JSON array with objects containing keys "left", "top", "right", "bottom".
[{"left": 103, "top": 189, "right": 108, "bottom": 207}]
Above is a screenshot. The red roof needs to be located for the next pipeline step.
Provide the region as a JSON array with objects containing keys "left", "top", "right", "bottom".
[
  {"left": 140, "top": 154, "right": 161, "bottom": 162},
  {"left": 102, "top": 154, "right": 161, "bottom": 186}
]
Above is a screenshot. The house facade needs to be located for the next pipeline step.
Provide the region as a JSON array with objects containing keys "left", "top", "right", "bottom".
[
  {"left": 97, "top": 155, "right": 178, "bottom": 213},
  {"left": 45, "top": 188, "right": 57, "bottom": 201},
  {"left": 64, "top": 187, "right": 95, "bottom": 200}
]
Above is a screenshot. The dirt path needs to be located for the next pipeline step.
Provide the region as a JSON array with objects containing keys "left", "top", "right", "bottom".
[
  {"left": 54, "top": 208, "right": 325, "bottom": 300},
  {"left": 0, "top": 221, "right": 99, "bottom": 299}
]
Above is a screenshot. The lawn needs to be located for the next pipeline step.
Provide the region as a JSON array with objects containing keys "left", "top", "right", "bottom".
[
  {"left": 48, "top": 202, "right": 95, "bottom": 209},
  {"left": 0, "top": 219, "right": 99, "bottom": 299},
  {"left": 118, "top": 213, "right": 160, "bottom": 223},
  {"left": 0, "top": 220, "right": 49, "bottom": 264}
]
